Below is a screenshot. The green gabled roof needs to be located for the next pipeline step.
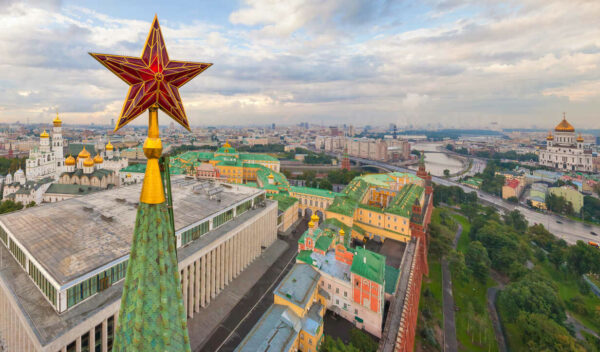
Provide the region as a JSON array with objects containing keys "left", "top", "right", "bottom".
[
  {"left": 351, "top": 224, "right": 366, "bottom": 236},
  {"left": 314, "top": 234, "right": 334, "bottom": 252},
  {"left": 357, "top": 202, "right": 384, "bottom": 213},
  {"left": 342, "top": 178, "right": 370, "bottom": 201},
  {"left": 121, "top": 164, "right": 147, "bottom": 173},
  {"left": 361, "top": 174, "right": 394, "bottom": 187},
  {"left": 384, "top": 265, "right": 400, "bottom": 294},
  {"left": 386, "top": 183, "right": 424, "bottom": 218},
  {"left": 239, "top": 153, "right": 279, "bottom": 162},
  {"left": 45, "top": 183, "right": 103, "bottom": 195},
  {"left": 351, "top": 247, "right": 385, "bottom": 285},
  {"left": 327, "top": 195, "right": 357, "bottom": 217},
  {"left": 290, "top": 186, "right": 340, "bottom": 199},
  {"left": 113, "top": 202, "right": 190, "bottom": 351},
  {"left": 268, "top": 194, "right": 298, "bottom": 212},
  {"left": 68, "top": 143, "right": 96, "bottom": 157},
  {"left": 297, "top": 250, "right": 315, "bottom": 265}
]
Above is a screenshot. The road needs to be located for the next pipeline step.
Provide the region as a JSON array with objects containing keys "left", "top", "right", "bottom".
[
  {"left": 442, "top": 224, "right": 461, "bottom": 352},
  {"left": 197, "top": 218, "right": 307, "bottom": 352},
  {"left": 340, "top": 154, "right": 600, "bottom": 245}
]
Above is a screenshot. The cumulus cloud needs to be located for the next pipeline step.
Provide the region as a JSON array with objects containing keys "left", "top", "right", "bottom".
[{"left": 0, "top": 0, "right": 598, "bottom": 129}]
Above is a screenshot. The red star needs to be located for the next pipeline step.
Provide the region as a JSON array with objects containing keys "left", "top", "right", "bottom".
[{"left": 90, "top": 16, "right": 212, "bottom": 131}]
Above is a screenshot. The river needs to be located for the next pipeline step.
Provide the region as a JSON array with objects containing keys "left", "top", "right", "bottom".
[{"left": 408, "top": 143, "right": 465, "bottom": 176}]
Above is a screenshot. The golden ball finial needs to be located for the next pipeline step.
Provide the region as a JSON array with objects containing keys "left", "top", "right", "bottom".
[
  {"left": 77, "top": 146, "right": 90, "bottom": 160},
  {"left": 311, "top": 214, "right": 319, "bottom": 222},
  {"left": 53, "top": 112, "right": 62, "bottom": 126},
  {"left": 106, "top": 140, "right": 114, "bottom": 151},
  {"left": 339, "top": 228, "right": 345, "bottom": 236}
]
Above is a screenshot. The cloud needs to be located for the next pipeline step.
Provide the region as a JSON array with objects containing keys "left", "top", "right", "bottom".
[{"left": 0, "top": 0, "right": 599, "bottom": 129}]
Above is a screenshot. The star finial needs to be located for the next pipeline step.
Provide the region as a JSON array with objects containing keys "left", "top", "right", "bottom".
[{"left": 90, "top": 16, "right": 212, "bottom": 131}]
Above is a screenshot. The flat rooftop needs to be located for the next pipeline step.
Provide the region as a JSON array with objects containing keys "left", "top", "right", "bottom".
[
  {"left": 0, "top": 203, "right": 274, "bottom": 347},
  {"left": 274, "top": 263, "right": 320, "bottom": 311},
  {"left": 0, "top": 177, "right": 262, "bottom": 286},
  {"left": 234, "top": 304, "right": 301, "bottom": 352}
]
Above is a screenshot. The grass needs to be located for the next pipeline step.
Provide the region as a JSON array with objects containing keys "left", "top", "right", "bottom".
[
  {"left": 415, "top": 258, "right": 443, "bottom": 351},
  {"left": 449, "top": 213, "right": 499, "bottom": 352}
]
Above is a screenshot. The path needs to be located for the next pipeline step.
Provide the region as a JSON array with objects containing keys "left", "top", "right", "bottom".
[
  {"left": 442, "top": 223, "right": 462, "bottom": 352},
  {"left": 486, "top": 286, "right": 507, "bottom": 352},
  {"left": 567, "top": 313, "right": 599, "bottom": 340}
]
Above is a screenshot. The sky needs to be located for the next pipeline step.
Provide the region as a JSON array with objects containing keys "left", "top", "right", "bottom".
[{"left": 0, "top": 0, "right": 599, "bottom": 130}]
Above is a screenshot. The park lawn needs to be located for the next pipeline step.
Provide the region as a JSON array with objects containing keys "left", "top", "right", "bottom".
[
  {"left": 415, "top": 258, "right": 444, "bottom": 351},
  {"left": 452, "top": 275, "right": 499, "bottom": 352},
  {"left": 537, "top": 260, "right": 600, "bottom": 333}
]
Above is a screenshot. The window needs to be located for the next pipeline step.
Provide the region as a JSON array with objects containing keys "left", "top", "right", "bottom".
[
  {"left": 8, "top": 239, "right": 26, "bottom": 268},
  {"left": 355, "top": 309, "right": 358, "bottom": 314},
  {"left": 336, "top": 288, "right": 339, "bottom": 294},
  {"left": 336, "top": 299, "right": 339, "bottom": 305},
  {"left": 328, "top": 284, "right": 331, "bottom": 289},
  {"left": 0, "top": 226, "right": 7, "bottom": 244},
  {"left": 344, "top": 291, "right": 347, "bottom": 297},
  {"left": 29, "top": 261, "right": 57, "bottom": 308},
  {"left": 94, "top": 324, "right": 102, "bottom": 352}
]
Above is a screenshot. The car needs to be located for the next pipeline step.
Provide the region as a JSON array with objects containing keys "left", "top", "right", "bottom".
[
  {"left": 591, "top": 231, "right": 598, "bottom": 236},
  {"left": 556, "top": 220, "right": 563, "bottom": 224}
]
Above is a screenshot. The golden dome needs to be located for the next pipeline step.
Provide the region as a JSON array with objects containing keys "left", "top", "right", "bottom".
[
  {"left": 339, "top": 229, "right": 345, "bottom": 236},
  {"left": 577, "top": 134, "right": 584, "bottom": 142},
  {"left": 53, "top": 112, "right": 62, "bottom": 126},
  {"left": 308, "top": 221, "right": 315, "bottom": 228},
  {"left": 223, "top": 141, "right": 231, "bottom": 148},
  {"left": 77, "top": 146, "right": 90, "bottom": 159},
  {"left": 311, "top": 214, "right": 319, "bottom": 222},
  {"left": 93, "top": 154, "right": 104, "bottom": 164},
  {"left": 105, "top": 140, "right": 114, "bottom": 151},
  {"left": 268, "top": 174, "right": 274, "bottom": 179},
  {"left": 546, "top": 131, "right": 553, "bottom": 140},
  {"left": 65, "top": 155, "right": 76, "bottom": 166},
  {"left": 83, "top": 156, "right": 94, "bottom": 167},
  {"left": 40, "top": 129, "right": 49, "bottom": 138},
  {"left": 555, "top": 115, "right": 574, "bottom": 132}
]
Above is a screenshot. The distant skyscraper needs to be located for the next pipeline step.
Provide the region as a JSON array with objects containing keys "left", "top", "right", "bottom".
[
  {"left": 111, "top": 118, "right": 115, "bottom": 127},
  {"left": 272, "top": 123, "right": 276, "bottom": 130}
]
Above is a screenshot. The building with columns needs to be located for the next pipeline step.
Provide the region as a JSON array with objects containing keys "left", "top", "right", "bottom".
[
  {"left": 0, "top": 178, "right": 276, "bottom": 352},
  {"left": 539, "top": 115, "right": 595, "bottom": 172}
]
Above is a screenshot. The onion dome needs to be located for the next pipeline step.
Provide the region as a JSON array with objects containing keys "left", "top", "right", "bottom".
[
  {"left": 223, "top": 141, "right": 231, "bottom": 148},
  {"left": 339, "top": 229, "right": 345, "bottom": 236},
  {"left": 40, "top": 129, "right": 49, "bottom": 138},
  {"left": 65, "top": 154, "right": 76, "bottom": 166},
  {"left": 93, "top": 154, "right": 104, "bottom": 164},
  {"left": 311, "top": 214, "right": 319, "bottom": 222},
  {"left": 106, "top": 140, "right": 114, "bottom": 151},
  {"left": 268, "top": 173, "right": 274, "bottom": 179},
  {"left": 555, "top": 116, "right": 574, "bottom": 132},
  {"left": 83, "top": 156, "right": 94, "bottom": 167},
  {"left": 577, "top": 134, "right": 584, "bottom": 142},
  {"left": 77, "top": 146, "right": 90, "bottom": 160},
  {"left": 53, "top": 112, "right": 62, "bottom": 126},
  {"left": 308, "top": 221, "right": 315, "bottom": 228},
  {"left": 546, "top": 131, "right": 553, "bottom": 140}
]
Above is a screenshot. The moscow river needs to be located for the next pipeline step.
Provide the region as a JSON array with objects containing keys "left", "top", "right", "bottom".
[{"left": 408, "top": 143, "right": 465, "bottom": 176}]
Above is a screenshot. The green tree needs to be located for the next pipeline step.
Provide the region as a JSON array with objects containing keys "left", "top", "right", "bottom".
[
  {"left": 498, "top": 273, "right": 565, "bottom": 324},
  {"left": 516, "top": 313, "right": 584, "bottom": 352},
  {"left": 26, "top": 201, "right": 36, "bottom": 208},
  {"left": 503, "top": 209, "right": 528, "bottom": 232},
  {"left": 320, "top": 335, "right": 361, "bottom": 352},
  {"left": 465, "top": 241, "right": 491, "bottom": 283},
  {"left": 0, "top": 199, "right": 24, "bottom": 214},
  {"left": 449, "top": 250, "right": 470, "bottom": 282},
  {"left": 349, "top": 329, "right": 377, "bottom": 352},
  {"left": 443, "top": 169, "right": 450, "bottom": 177},
  {"left": 566, "top": 241, "right": 600, "bottom": 276}
]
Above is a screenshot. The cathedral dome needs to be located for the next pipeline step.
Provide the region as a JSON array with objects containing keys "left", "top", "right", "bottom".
[
  {"left": 65, "top": 155, "right": 76, "bottom": 166},
  {"left": 223, "top": 141, "right": 231, "bottom": 148},
  {"left": 577, "top": 134, "right": 584, "bottom": 142},
  {"left": 78, "top": 146, "right": 90, "bottom": 160},
  {"left": 311, "top": 214, "right": 319, "bottom": 222},
  {"left": 83, "top": 156, "right": 94, "bottom": 167},
  {"left": 546, "top": 132, "right": 553, "bottom": 140},
  {"left": 53, "top": 113, "right": 62, "bottom": 127},
  {"left": 40, "top": 130, "right": 49, "bottom": 138},
  {"left": 105, "top": 141, "right": 114, "bottom": 151},
  {"left": 555, "top": 116, "right": 574, "bottom": 132},
  {"left": 93, "top": 154, "right": 104, "bottom": 164}
]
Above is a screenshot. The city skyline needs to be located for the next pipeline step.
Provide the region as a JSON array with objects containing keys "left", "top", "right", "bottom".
[{"left": 0, "top": 0, "right": 599, "bottom": 129}]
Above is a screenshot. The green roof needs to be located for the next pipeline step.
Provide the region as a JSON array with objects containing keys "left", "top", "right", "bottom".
[
  {"left": 239, "top": 153, "right": 279, "bottom": 162},
  {"left": 327, "top": 195, "right": 358, "bottom": 217},
  {"left": 297, "top": 250, "right": 314, "bottom": 265},
  {"left": 120, "top": 164, "right": 147, "bottom": 173},
  {"left": 386, "top": 183, "right": 424, "bottom": 218},
  {"left": 351, "top": 247, "right": 385, "bottom": 284},
  {"left": 290, "top": 186, "right": 340, "bottom": 199},
  {"left": 67, "top": 143, "right": 96, "bottom": 157},
  {"left": 268, "top": 194, "right": 298, "bottom": 212},
  {"left": 314, "top": 235, "right": 334, "bottom": 252},
  {"left": 361, "top": 174, "right": 394, "bottom": 187},
  {"left": 384, "top": 265, "right": 400, "bottom": 294},
  {"left": 45, "top": 184, "right": 103, "bottom": 195}
]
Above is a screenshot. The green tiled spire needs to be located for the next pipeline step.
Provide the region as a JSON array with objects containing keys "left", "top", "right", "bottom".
[{"left": 113, "top": 202, "right": 190, "bottom": 352}]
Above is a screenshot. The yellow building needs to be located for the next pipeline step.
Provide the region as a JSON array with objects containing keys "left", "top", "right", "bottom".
[{"left": 236, "top": 264, "right": 327, "bottom": 352}]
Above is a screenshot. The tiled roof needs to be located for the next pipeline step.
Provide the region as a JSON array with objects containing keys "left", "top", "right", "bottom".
[
  {"left": 386, "top": 183, "right": 424, "bottom": 218},
  {"left": 290, "top": 186, "right": 339, "bottom": 199},
  {"left": 351, "top": 247, "right": 385, "bottom": 284}
]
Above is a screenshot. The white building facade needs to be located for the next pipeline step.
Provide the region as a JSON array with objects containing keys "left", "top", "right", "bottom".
[{"left": 539, "top": 116, "right": 594, "bottom": 172}]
